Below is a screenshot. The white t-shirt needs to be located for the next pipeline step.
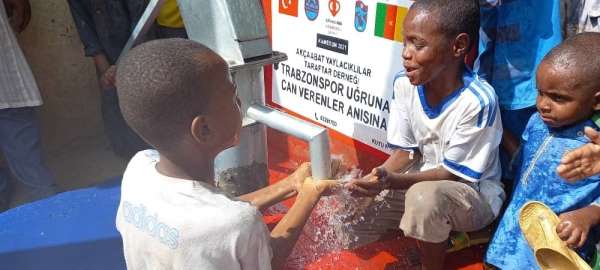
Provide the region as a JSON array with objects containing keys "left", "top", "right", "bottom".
[
  {"left": 116, "top": 150, "right": 272, "bottom": 270},
  {"left": 387, "top": 70, "right": 505, "bottom": 216}
]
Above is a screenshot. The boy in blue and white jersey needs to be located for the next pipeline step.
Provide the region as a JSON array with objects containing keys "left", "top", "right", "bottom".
[{"left": 346, "top": 1, "right": 505, "bottom": 269}]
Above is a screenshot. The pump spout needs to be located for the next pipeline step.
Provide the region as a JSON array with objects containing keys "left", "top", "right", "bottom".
[{"left": 246, "top": 104, "right": 332, "bottom": 180}]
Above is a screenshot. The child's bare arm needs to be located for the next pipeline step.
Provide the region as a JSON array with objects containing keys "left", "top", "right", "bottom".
[
  {"left": 348, "top": 166, "right": 459, "bottom": 195},
  {"left": 269, "top": 178, "right": 339, "bottom": 269},
  {"left": 345, "top": 148, "right": 463, "bottom": 196},
  {"left": 237, "top": 163, "right": 310, "bottom": 210},
  {"left": 93, "top": 54, "right": 111, "bottom": 76},
  {"left": 387, "top": 167, "right": 459, "bottom": 189},
  {"left": 556, "top": 204, "right": 600, "bottom": 248},
  {"left": 236, "top": 180, "right": 295, "bottom": 211},
  {"left": 92, "top": 54, "right": 117, "bottom": 91},
  {"left": 557, "top": 127, "right": 600, "bottom": 182},
  {"left": 380, "top": 149, "right": 421, "bottom": 173}
]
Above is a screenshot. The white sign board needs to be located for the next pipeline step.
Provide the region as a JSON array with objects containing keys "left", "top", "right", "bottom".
[{"left": 272, "top": 0, "right": 413, "bottom": 153}]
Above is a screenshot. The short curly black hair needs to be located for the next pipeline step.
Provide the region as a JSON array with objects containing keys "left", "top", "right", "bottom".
[
  {"left": 410, "top": 0, "right": 480, "bottom": 49},
  {"left": 541, "top": 32, "right": 600, "bottom": 93},
  {"left": 116, "top": 38, "right": 225, "bottom": 149}
]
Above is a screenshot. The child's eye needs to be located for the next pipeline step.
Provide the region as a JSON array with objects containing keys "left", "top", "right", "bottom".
[
  {"left": 414, "top": 43, "right": 425, "bottom": 49},
  {"left": 550, "top": 95, "right": 567, "bottom": 102}
]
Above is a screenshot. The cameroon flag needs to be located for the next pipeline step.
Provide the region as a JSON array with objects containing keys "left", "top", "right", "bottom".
[{"left": 374, "top": 3, "right": 409, "bottom": 42}]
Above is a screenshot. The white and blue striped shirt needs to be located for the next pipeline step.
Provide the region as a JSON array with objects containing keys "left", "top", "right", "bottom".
[{"left": 387, "top": 69, "right": 505, "bottom": 216}]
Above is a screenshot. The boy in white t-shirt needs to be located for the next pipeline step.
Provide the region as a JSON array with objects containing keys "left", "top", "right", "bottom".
[
  {"left": 114, "top": 39, "right": 339, "bottom": 270},
  {"left": 346, "top": 1, "right": 505, "bottom": 269}
]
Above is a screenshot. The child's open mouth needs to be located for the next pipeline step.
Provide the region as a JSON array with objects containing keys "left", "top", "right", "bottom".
[
  {"left": 404, "top": 66, "right": 417, "bottom": 75},
  {"left": 404, "top": 66, "right": 419, "bottom": 82}
]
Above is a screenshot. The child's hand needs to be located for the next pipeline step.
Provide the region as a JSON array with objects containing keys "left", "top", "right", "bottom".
[
  {"left": 287, "top": 159, "right": 344, "bottom": 195},
  {"left": 556, "top": 207, "right": 596, "bottom": 249},
  {"left": 4, "top": 0, "right": 31, "bottom": 33},
  {"left": 330, "top": 158, "right": 344, "bottom": 178},
  {"left": 344, "top": 167, "right": 389, "bottom": 197},
  {"left": 300, "top": 176, "right": 341, "bottom": 196},
  {"left": 557, "top": 127, "right": 600, "bottom": 182},
  {"left": 287, "top": 162, "right": 312, "bottom": 193},
  {"left": 99, "top": 65, "right": 117, "bottom": 91}
]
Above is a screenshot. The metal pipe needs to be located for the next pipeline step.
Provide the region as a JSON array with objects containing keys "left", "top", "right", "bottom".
[
  {"left": 116, "top": 0, "right": 166, "bottom": 64},
  {"left": 246, "top": 104, "right": 331, "bottom": 180}
]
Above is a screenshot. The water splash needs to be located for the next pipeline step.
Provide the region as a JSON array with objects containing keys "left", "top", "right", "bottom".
[{"left": 283, "top": 167, "right": 393, "bottom": 269}]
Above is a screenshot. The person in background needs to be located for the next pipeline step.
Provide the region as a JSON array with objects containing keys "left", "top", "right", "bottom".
[
  {"left": 0, "top": 0, "right": 57, "bottom": 210},
  {"left": 562, "top": 0, "right": 600, "bottom": 38},
  {"left": 477, "top": 0, "right": 563, "bottom": 182},
  {"left": 67, "top": 0, "right": 189, "bottom": 159},
  {"left": 67, "top": 0, "right": 149, "bottom": 160},
  {"left": 155, "top": 0, "right": 187, "bottom": 39}
]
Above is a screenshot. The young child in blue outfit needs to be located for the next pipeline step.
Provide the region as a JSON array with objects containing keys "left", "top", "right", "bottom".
[{"left": 485, "top": 32, "right": 600, "bottom": 270}]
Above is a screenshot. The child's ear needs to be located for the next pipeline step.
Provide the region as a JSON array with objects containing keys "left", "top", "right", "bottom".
[
  {"left": 190, "top": 115, "right": 212, "bottom": 145},
  {"left": 453, "top": 33, "right": 470, "bottom": 58},
  {"left": 594, "top": 91, "right": 600, "bottom": 111}
]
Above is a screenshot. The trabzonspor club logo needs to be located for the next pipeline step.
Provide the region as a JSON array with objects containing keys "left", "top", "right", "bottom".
[
  {"left": 355, "top": 1, "right": 368, "bottom": 32},
  {"left": 305, "top": 0, "right": 319, "bottom": 21}
]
